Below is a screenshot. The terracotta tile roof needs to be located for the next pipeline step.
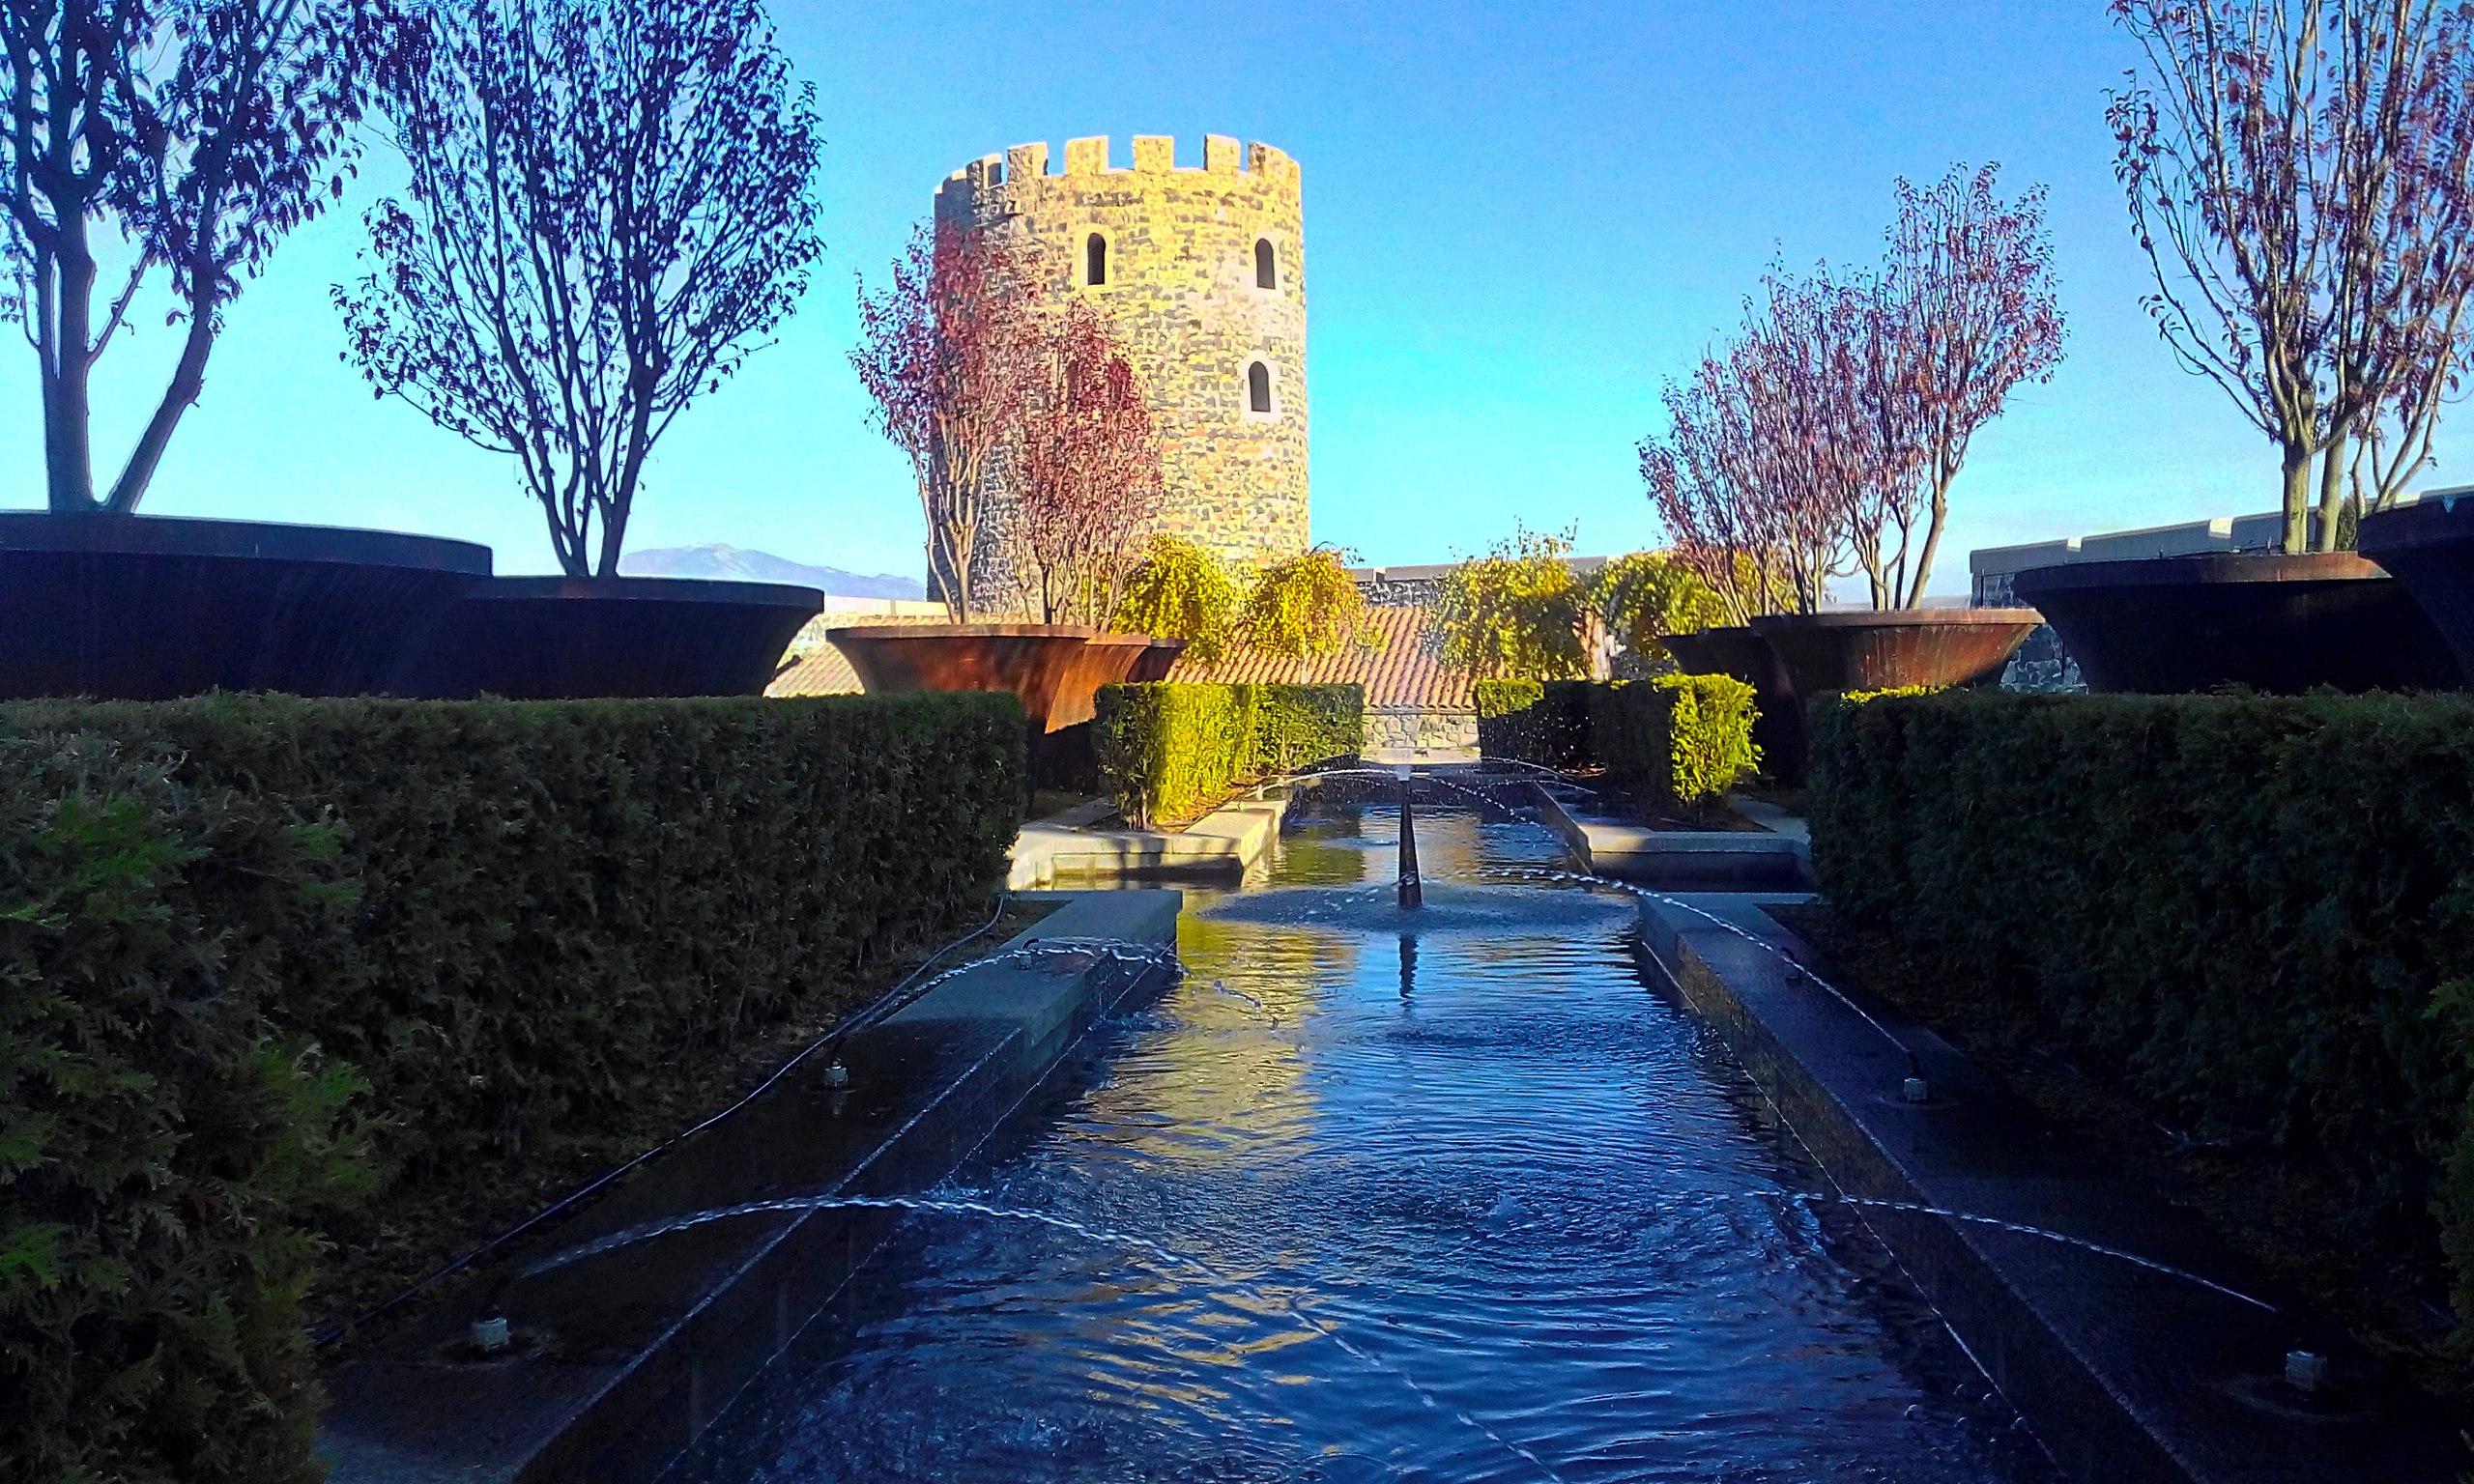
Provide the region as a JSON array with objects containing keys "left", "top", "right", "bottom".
[
  {"left": 1168, "top": 605, "right": 1473, "bottom": 710},
  {"left": 766, "top": 604, "right": 1477, "bottom": 711}
]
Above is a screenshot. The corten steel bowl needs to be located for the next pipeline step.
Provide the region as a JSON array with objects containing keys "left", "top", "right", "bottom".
[
  {"left": 1052, "top": 632, "right": 1190, "bottom": 729},
  {"left": 1747, "top": 609, "right": 2045, "bottom": 697},
  {"left": 0, "top": 511, "right": 490, "bottom": 700},
  {"left": 2357, "top": 498, "right": 2474, "bottom": 684},
  {"left": 825, "top": 624, "right": 1182, "bottom": 733},
  {"left": 392, "top": 576, "right": 824, "bottom": 699},
  {"left": 2011, "top": 554, "right": 2460, "bottom": 695}
]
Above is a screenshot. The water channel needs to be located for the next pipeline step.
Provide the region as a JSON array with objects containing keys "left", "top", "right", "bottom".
[{"left": 666, "top": 796, "right": 2057, "bottom": 1483}]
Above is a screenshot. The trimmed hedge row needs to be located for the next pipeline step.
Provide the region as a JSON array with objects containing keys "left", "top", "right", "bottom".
[
  {"left": 1477, "top": 675, "right": 1761, "bottom": 806},
  {"left": 1474, "top": 679, "right": 1593, "bottom": 769},
  {"left": 1095, "top": 682, "right": 1363, "bottom": 826},
  {"left": 0, "top": 692, "right": 1025, "bottom": 1484},
  {"left": 1807, "top": 690, "right": 2474, "bottom": 1320}
]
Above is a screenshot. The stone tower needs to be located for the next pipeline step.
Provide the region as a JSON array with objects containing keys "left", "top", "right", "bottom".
[{"left": 935, "top": 134, "right": 1309, "bottom": 588}]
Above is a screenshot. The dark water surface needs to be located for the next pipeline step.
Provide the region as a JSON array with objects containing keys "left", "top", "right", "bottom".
[{"left": 668, "top": 804, "right": 2054, "bottom": 1483}]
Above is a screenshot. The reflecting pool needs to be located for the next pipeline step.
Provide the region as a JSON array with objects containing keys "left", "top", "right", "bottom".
[{"left": 668, "top": 803, "right": 2054, "bottom": 1483}]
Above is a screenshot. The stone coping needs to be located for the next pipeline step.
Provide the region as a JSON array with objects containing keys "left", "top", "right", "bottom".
[
  {"left": 1528, "top": 783, "right": 1812, "bottom": 891},
  {"left": 318, "top": 890, "right": 1182, "bottom": 1484},
  {"left": 1639, "top": 893, "right": 2460, "bottom": 1484},
  {"left": 1009, "top": 788, "right": 1297, "bottom": 888}
]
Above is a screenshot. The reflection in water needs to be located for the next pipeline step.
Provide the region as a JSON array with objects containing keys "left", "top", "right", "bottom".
[{"left": 669, "top": 803, "right": 2055, "bottom": 1484}]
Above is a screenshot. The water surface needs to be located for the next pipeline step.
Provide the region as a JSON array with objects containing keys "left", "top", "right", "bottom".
[{"left": 669, "top": 803, "right": 2053, "bottom": 1483}]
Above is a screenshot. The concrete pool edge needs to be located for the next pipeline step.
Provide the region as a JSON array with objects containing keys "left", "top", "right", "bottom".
[
  {"left": 317, "top": 889, "right": 1183, "bottom": 1484},
  {"left": 1637, "top": 893, "right": 2461, "bottom": 1484}
]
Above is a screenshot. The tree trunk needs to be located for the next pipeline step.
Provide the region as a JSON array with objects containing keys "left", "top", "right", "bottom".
[
  {"left": 2280, "top": 442, "right": 2315, "bottom": 556},
  {"left": 1910, "top": 469, "right": 1953, "bottom": 610},
  {"left": 103, "top": 300, "right": 218, "bottom": 514},
  {"left": 44, "top": 225, "right": 100, "bottom": 513},
  {"left": 2313, "top": 428, "right": 2349, "bottom": 554}
]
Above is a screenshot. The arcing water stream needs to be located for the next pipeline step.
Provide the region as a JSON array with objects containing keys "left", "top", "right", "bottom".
[{"left": 648, "top": 795, "right": 2064, "bottom": 1483}]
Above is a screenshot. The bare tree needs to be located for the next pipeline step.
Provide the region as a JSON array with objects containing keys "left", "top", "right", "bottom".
[
  {"left": 2112, "top": 0, "right": 2474, "bottom": 553},
  {"left": 3, "top": 0, "right": 372, "bottom": 514},
  {"left": 336, "top": 0, "right": 821, "bottom": 578},
  {"left": 1006, "top": 300, "right": 1164, "bottom": 625},
  {"left": 852, "top": 219, "right": 1038, "bottom": 620}
]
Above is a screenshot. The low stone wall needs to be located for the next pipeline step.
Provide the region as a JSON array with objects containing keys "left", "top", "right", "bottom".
[{"left": 1366, "top": 705, "right": 1475, "bottom": 756}]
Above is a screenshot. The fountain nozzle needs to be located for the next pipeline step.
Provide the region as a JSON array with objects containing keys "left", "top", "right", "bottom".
[{"left": 1396, "top": 764, "right": 1422, "bottom": 910}]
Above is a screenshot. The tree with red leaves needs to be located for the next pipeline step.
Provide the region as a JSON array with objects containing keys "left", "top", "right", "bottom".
[
  {"left": 1644, "top": 288, "right": 1850, "bottom": 623},
  {"left": 3, "top": 0, "right": 374, "bottom": 514},
  {"left": 853, "top": 219, "right": 1040, "bottom": 620},
  {"left": 1006, "top": 300, "right": 1165, "bottom": 625},
  {"left": 2112, "top": 0, "right": 2474, "bottom": 552},
  {"left": 1649, "top": 166, "right": 2059, "bottom": 613},
  {"left": 337, "top": 0, "right": 821, "bottom": 579},
  {"left": 1858, "top": 165, "right": 2064, "bottom": 607}
]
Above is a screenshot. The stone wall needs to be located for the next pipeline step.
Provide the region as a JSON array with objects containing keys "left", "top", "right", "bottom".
[{"left": 937, "top": 135, "right": 1309, "bottom": 599}]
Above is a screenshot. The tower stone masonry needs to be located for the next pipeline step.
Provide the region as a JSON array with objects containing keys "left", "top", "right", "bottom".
[{"left": 936, "top": 134, "right": 1310, "bottom": 592}]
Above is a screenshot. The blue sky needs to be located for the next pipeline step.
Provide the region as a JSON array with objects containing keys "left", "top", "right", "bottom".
[{"left": 5, "top": 1, "right": 2433, "bottom": 593}]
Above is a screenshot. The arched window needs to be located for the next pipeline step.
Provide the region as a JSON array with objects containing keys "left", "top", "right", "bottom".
[
  {"left": 1085, "top": 233, "right": 1108, "bottom": 286},
  {"left": 1254, "top": 239, "right": 1277, "bottom": 290},
  {"left": 1248, "top": 361, "right": 1273, "bottom": 414}
]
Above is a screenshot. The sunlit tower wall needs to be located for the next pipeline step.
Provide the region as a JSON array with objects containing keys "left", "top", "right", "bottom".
[{"left": 935, "top": 134, "right": 1309, "bottom": 600}]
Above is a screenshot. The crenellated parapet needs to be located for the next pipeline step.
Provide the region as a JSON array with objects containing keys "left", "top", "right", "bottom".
[{"left": 930, "top": 135, "right": 1310, "bottom": 601}]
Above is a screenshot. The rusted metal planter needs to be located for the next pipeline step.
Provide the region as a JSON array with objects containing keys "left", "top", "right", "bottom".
[
  {"left": 1748, "top": 609, "right": 2044, "bottom": 696},
  {"left": 2010, "top": 554, "right": 2459, "bottom": 695},
  {"left": 0, "top": 511, "right": 490, "bottom": 700},
  {"left": 2357, "top": 497, "right": 2474, "bottom": 682},
  {"left": 1661, "top": 625, "right": 1809, "bottom": 783},
  {"left": 825, "top": 623, "right": 1184, "bottom": 733},
  {"left": 394, "top": 576, "right": 823, "bottom": 699}
]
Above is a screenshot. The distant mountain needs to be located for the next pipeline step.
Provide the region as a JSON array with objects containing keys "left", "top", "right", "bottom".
[{"left": 620, "top": 544, "right": 925, "bottom": 600}]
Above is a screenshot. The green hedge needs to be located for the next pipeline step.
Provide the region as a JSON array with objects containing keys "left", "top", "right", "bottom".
[
  {"left": 1474, "top": 679, "right": 1594, "bottom": 769},
  {"left": 1478, "top": 676, "right": 1760, "bottom": 806},
  {"left": 1808, "top": 690, "right": 2474, "bottom": 1321},
  {"left": 1095, "top": 682, "right": 1363, "bottom": 826},
  {"left": 0, "top": 692, "right": 1024, "bottom": 1484}
]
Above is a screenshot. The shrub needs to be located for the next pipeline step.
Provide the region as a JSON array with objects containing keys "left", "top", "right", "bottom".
[
  {"left": 0, "top": 692, "right": 1024, "bottom": 1482},
  {"left": 1112, "top": 535, "right": 1241, "bottom": 665},
  {"left": 1807, "top": 689, "right": 2474, "bottom": 1322},
  {"left": 1590, "top": 550, "right": 1731, "bottom": 673},
  {"left": 1474, "top": 679, "right": 1593, "bottom": 770},
  {"left": 1431, "top": 527, "right": 1589, "bottom": 680},
  {"left": 1096, "top": 683, "right": 1363, "bottom": 826},
  {"left": 1477, "top": 676, "right": 1759, "bottom": 806},
  {"left": 1239, "top": 546, "right": 1374, "bottom": 662}
]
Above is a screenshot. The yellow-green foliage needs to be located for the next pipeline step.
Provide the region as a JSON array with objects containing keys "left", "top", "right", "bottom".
[
  {"left": 1476, "top": 675, "right": 1759, "bottom": 806},
  {"left": 1593, "top": 675, "right": 1761, "bottom": 805},
  {"left": 1111, "top": 535, "right": 1241, "bottom": 665},
  {"left": 1433, "top": 528, "right": 1588, "bottom": 680},
  {"left": 1096, "top": 682, "right": 1362, "bottom": 826},
  {"left": 0, "top": 693, "right": 1024, "bottom": 1483},
  {"left": 1239, "top": 545, "right": 1373, "bottom": 661},
  {"left": 1591, "top": 551, "right": 1731, "bottom": 670},
  {"left": 1808, "top": 690, "right": 2474, "bottom": 1333}
]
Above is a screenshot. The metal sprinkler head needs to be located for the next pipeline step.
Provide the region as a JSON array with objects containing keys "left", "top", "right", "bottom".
[
  {"left": 2284, "top": 1350, "right": 2328, "bottom": 1395},
  {"left": 821, "top": 1059, "right": 851, "bottom": 1090},
  {"left": 1901, "top": 1076, "right": 1930, "bottom": 1104},
  {"left": 470, "top": 1308, "right": 511, "bottom": 1356}
]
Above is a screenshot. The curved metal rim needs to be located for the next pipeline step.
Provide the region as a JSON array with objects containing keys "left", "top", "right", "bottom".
[
  {"left": 0, "top": 510, "right": 492, "bottom": 574},
  {"left": 2358, "top": 497, "right": 2474, "bottom": 556},
  {"left": 1748, "top": 609, "right": 2043, "bottom": 630},
  {"left": 2011, "top": 553, "right": 2388, "bottom": 590},
  {"left": 472, "top": 575, "right": 823, "bottom": 608},
  {"left": 822, "top": 622, "right": 1104, "bottom": 640}
]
